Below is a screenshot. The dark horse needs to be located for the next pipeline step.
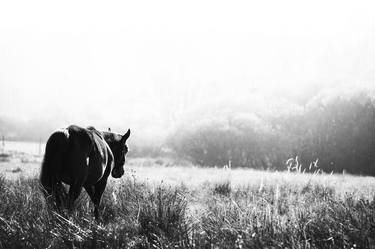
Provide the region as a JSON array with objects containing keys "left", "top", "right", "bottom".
[{"left": 40, "top": 125, "right": 130, "bottom": 218}]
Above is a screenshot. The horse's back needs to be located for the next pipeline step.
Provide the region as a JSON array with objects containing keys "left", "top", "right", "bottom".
[
  {"left": 54, "top": 126, "right": 94, "bottom": 184},
  {"left": 67, "top": 125, "right": 94, "bottom": 155},
  {"left": 65, "top": 125, "right": 110, "bottom": 185},
  {"left": 40, "top": 125, "right": 111, "bottom": 188}
]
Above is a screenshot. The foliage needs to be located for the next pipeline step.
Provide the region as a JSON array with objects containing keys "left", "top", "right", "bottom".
[
  {"left": 297, "top": 93, "right": 375, "bottom": 175},
  {"left": 168, "top": 90, "right": 375, "bottom": 175},
  {"left": 168, "top": 113, "right": 289, "bottom": 169}
]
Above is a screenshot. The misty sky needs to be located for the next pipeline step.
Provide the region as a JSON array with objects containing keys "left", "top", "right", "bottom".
[{"left": 1, "top": 0, "right": 375, "bottom": 136}]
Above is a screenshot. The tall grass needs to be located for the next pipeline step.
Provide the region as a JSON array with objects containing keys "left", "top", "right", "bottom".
[{"left": 0, "top": 168, "right": 375, "bottom": 249}]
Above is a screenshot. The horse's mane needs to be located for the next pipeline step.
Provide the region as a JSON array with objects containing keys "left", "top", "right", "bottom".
[{"left": 87, "top": 126, "right": 104, "bottom": 139}]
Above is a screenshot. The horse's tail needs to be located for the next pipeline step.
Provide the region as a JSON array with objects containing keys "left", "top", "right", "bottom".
[{"left": 39, "top": 129, "right": 69, "bottom": 196}]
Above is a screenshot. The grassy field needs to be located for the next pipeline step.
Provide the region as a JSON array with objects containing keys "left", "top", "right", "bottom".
[{"left": 0, "top": 158, "right": 375, "bottom": 248}]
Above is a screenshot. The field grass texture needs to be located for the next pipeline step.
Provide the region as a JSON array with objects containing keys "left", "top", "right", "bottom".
[{"left": 0, "top": 160, "right": 375, "bottom": 249}]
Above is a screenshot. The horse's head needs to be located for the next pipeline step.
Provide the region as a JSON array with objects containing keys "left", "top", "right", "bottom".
[{"left": 111, "top": 129, "right": 131, "bottom": 178}]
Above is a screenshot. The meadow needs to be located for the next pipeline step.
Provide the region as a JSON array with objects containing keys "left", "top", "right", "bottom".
[{"left": 0, "top": 157, "right": 375, "bottom": 249}]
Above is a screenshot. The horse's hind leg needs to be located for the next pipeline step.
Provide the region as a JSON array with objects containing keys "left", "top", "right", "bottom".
[
  {"left": 84, "top": 184, "right": 97, "bottom": 217},
  {"left": 54, "top": 182, "right": 67, "bottom": 210},
  {"left": 40, "top": 179, "right": 65, "bottom": 211},
  {"left": 40, "top": 182, "right": 55, "bottom": 210},
  {"left": 68, "top": 182, "right": 83, "bottom": 214}
]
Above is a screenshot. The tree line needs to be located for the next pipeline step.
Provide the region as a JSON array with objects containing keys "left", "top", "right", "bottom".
[{"left": 166, "top": 91, "right": 375, "bottom": 175}]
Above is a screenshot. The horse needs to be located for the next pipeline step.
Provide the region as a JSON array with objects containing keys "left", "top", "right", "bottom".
[{"left": 39, "top": 125, "right": 130, "bottom": 219}]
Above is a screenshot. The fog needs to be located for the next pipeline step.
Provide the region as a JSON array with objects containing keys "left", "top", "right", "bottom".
[{"left": 1, "top": 0, "right": 375, "bottom": 141}]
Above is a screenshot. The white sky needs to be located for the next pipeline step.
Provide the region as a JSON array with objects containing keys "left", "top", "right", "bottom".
[{"left": 1, "top": 0, "right": 375, "bottom": 135}]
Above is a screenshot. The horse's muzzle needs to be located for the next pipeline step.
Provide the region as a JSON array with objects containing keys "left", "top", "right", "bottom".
[{"left": 111, "top": 168, "right": 124, "bottom": 178}]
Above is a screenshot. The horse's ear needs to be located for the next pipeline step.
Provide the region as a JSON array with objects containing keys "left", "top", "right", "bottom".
[
  {"left": 108, "top": 127, "right": 111, "bottom": 132},
  {"left": 121, "top": 129, "right": 131, "bottom": 142}
]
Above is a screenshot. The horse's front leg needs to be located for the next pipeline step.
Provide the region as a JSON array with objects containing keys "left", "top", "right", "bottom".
[{"left": 90, "top": 176, "right": 109, "bottom": 220}]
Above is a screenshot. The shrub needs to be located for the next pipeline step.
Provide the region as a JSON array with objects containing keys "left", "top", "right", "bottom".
[
  {"left": 138, "top": 185, "right": 190, "bottom": 247},
  {"left": 213, "top": 180, "right": 231, "bottom": 196}
]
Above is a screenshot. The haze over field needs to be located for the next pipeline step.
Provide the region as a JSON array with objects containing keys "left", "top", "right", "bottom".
[
  {"left": 1, "top": 0, "right": 375, "bottom": 142},
  {"left": 2, "top": 3, "right": 375, "bottom": 247}
]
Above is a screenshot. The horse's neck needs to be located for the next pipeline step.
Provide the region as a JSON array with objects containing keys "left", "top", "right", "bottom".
[{"left": 102, "top": 131, "right": 122, "bottom": 150}]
